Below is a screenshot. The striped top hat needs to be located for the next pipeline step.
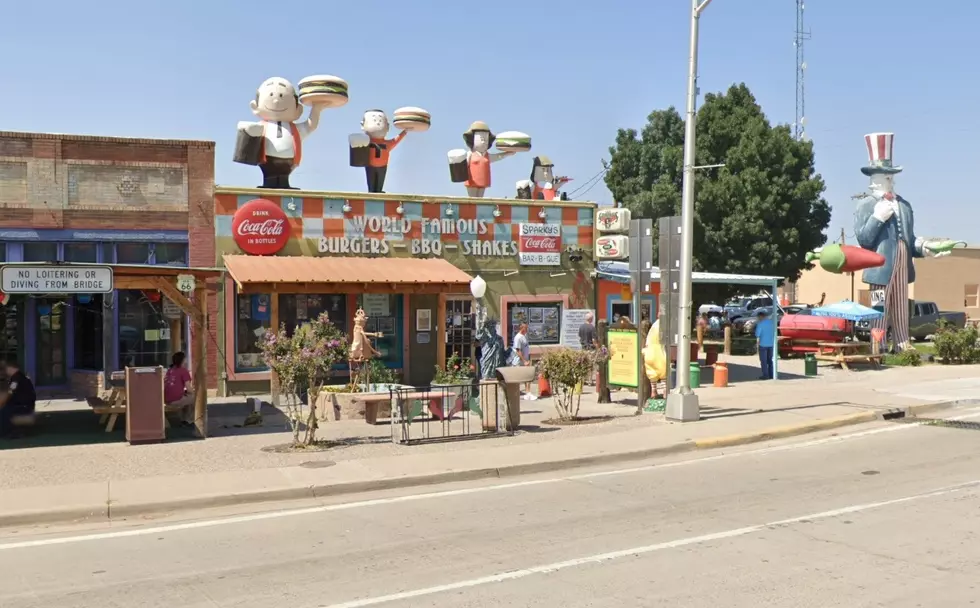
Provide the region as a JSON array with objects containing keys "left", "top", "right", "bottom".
[{"left": 861, "top": 132, "right": 903, "bottom": 175}]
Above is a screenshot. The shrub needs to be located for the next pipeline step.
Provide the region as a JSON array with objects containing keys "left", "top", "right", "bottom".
[
  {"left": 260, "top": 313, "right": 349, "bottom": 446},
  {"left": 539, "top": 348, "right": 595, "bottom": 420},
  {"left": 895, "top": 349, "right": 923, "bottom": 367},
  {"left": 933, "top": 322, "right": 980, "bottom": 364},
  {"left": 365, "top": 358, "right": 399, "bottom": 386}
]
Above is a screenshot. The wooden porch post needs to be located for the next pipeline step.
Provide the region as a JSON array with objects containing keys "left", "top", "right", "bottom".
[
  {"left": 436, "top": 292, "right": 448, "bottom": 371},
  {"left": 193, "top": 285, "right": 209, "bottom": 438}
]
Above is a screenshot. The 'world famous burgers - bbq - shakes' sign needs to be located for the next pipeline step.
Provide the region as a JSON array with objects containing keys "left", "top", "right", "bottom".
[{"left": 230, "top": 199, "right": 561, "bottom": 264}]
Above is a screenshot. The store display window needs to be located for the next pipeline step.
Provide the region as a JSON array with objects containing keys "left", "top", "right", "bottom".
[
  {"left": 117, "top": 290, "right": 175, "bottom": 368},
  {"left": 507, "top": 301, "right": 562, "bottom": 346},
  {"left": 356, "top": 294, "right": 402, "bottom": 369},
  {"left": 235, "top": 293, "right": 272, "bottom": 371}
]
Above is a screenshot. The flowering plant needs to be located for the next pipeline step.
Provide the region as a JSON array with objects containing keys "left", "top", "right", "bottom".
[
  {"left": 260, "top": 312, "right": 349, "bottom": 446},
  {"left": 432, "top": 352, "right": 473, "bottom": 385}
]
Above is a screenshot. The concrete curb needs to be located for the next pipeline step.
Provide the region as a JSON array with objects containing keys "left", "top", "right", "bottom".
[{"left": 3, "top": 398, "right": 976, "bottom": 530}]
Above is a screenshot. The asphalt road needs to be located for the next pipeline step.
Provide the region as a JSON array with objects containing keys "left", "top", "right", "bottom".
[{"left": 2, "top": 409, "right": 979, "bottom": 607}]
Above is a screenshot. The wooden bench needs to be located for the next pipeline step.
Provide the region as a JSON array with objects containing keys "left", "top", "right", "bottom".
[
  {"left": 352, "top": 391, "right": 450, "bottom": 425},
  {"left": 85, "top": 396, "right": 187, "bottom": 433}
]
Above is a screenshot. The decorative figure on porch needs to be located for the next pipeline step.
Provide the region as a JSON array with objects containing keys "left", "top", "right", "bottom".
[
  {"left": 349, "top": 308, "right": 383, "bottom": 387},
  {"left": 853, "top": 132, "right": 963, "bottom": 352},
  {"left": 447, "top": 122, "right": 526, "bottom": 197},
  {"left": 233, "top": 75, "right": 347, "bottom": 189},
  {"left": 476, "top": 318, "right": 505, "bottom": 380},
  {"left": 515, "top": 155, "right": 571, "bottom": 200}
]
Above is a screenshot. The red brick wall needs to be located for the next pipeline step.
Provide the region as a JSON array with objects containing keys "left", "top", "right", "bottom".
[{"left": 0, "top": 131, "right": 218, "bottom": 387}]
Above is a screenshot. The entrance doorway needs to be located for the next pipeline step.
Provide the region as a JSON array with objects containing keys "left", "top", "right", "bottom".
[
  {"left": 444, "top": 297, "right": 475, "bottom": 364},
  {"left": 35, "top": 297, "right": 67, "bottom": 386}
]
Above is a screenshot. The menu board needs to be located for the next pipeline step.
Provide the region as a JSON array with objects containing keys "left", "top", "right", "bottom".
[
  {"left": 560, "top": 309, "right": 595, "bottom": 349},
  {"left": 508, "top": 303, "right": 561, "bottom": 345},
  {"left": 607, "top": 328, "right": 639, "bottom": 387}
]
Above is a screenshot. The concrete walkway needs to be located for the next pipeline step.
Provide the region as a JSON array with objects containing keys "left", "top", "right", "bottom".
[{"left": 2, "top": 362, "right": 979, "bottom": 528}]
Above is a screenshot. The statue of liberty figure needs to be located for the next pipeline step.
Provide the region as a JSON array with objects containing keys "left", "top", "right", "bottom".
[{"left": 476, "top": 318, "right": 506, "bottom": 380}]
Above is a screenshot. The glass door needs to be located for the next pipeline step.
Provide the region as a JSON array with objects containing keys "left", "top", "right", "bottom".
[
  {"left": 445, "top": 298, "right": 475, "bottom": 364},
  {"left": 36, "top": 297, "right": 67, "bottom": 386}
]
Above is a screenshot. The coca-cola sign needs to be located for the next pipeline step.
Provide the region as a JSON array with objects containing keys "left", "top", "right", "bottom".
[
  {"left": 518, "top": 222, "right": 561, "bottom": 266},
  {"left": 231, "top": 198, "right": 290, "bottom": 255}
]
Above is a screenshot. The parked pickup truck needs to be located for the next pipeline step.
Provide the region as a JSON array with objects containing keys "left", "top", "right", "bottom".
[{"left": 856, "top": 300, "right": 967, "bottom": 341}]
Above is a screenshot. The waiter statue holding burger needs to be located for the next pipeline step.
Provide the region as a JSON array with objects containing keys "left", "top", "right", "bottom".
[
  {"left": 516, "top": 155, "right": 572, "bottom": 200},
  {"left": 349, "top": 106, "right": 431, "bottom": 193},
  {"left": 448, "top": 122, "right": 530, "bottom": 198},
  {"left": 234, "top": 75, "right": 348, "bottom": 189}
]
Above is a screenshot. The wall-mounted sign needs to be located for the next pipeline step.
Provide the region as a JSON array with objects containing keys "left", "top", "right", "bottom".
[
  {"left": 163, "top": 298, "right": 183, "bottom": 319},
  {"left": 1, "top": 265, "right": 113, "bottom": 294},
  {"left": 560, "top": 309, "right": 596, "bottom": 349},
  {"left": 595, "top": 235, "right": 629, "bottom": 260},
  {"left": 363, "top": 294, "right": 390, "bottom": 317},
  {"left": 597, "top": 208, "right": 630, "bottom": 233},
  {"left": 518, "top": 223, "right": 561, "bottom": 266},
  {"left": 232, "top": 198, "right": 290, "bottom": 255},
  {"left": 176, "top": 274, "right": 196, "bottom": 293}
]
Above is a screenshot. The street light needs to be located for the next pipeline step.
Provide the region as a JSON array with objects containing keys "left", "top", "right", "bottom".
[
  {"left": 470, "top": 273, "right": 487, "bottom": 327},
  {"left": 666, "top": 0, "right": 714, "bottom": 422}
]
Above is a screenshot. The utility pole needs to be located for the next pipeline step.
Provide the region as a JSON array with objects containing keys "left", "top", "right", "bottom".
[
  {"left": 794, "top": 0, "right": 811, "bottom": 141},
  {"left": 666, "top": 0, "right": 715, "bottom": 423}
]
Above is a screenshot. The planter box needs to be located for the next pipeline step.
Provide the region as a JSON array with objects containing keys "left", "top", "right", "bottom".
[{"left": 315, "top": 384, "right": 409, "bottom": 421}]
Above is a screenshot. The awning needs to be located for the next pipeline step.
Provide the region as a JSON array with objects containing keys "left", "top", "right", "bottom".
[{"left": 223, "top": 255, "right": 474, "bottom": 294}]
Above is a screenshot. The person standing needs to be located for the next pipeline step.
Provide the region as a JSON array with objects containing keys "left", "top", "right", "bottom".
[
  {"left": 754, "top": 310, "right": 776, "bottom": 380},
  {"left": 578, "top": 312, "right": 597, "bottom": 351},
  {"left": 513, "top": 323, "right": 534, "bottom": 400},
  {"left": 164, "top": 351, "right": 195, "bottom": 426}
]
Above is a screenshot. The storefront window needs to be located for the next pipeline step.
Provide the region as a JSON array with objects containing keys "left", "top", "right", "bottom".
[
  {"left": 0, "top": 244, "right": 5, "bottom": 263},
  {"left": 74, "top": 294, "right": 103, "bottom": 370},
  {"left": 507, "top": 301, "right": 562, "bottom": 346},
  {"left": 154, "top": 243, "right": 187, "bottom": 266},
  {"left": 35, "top": 297, "right": 67, "bottom": 386},
  {"left": 117, "top": 243, "right": 151, "bottom": 265},
  {"left": 101, "top": 243, "right": 115, "bottom": 263},
  {"left": 117, "top": 290, "right": 172, "bottom": 367},
  {"left": 0, "top": 297, "right": 21, "bottom": 365},
  {"left": 279, "top": 294, "right": 347, "bottom": 337},
  {"left": 235, "top": 293, "right": 272, "bottom": 371},
  {"left": 23, "top": 242, "right": 58, "bottom": 262},
  {"left": 356, "top": 294, "right": 402, "bottom": 368},
  {"left": 64, "top": 242, "right": 98, "bottom": 263}
]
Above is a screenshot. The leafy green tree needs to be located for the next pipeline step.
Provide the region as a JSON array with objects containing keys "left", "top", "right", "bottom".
[{"left": 605, "top": 83, "right": 831, "bottom": 302}]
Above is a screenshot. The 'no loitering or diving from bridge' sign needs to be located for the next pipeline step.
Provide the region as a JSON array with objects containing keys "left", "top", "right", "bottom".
[{"left": 0, "top": 265, "right": 114, "bottom": 294}]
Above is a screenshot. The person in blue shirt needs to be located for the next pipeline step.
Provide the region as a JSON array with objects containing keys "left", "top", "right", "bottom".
[{"left": 754, "top": 310, "right": 776, "bottom": 380}]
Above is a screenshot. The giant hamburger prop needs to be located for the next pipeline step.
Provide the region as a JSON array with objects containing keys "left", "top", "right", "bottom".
[
  {"left": 297, "top": 75, "right": 349, "bottom": 107},
  {"left": 393, "top": 107, "right": 431, "bottom": 132},
  {"left": 495, "top": 131, "right": 531, "bottom": 153}
]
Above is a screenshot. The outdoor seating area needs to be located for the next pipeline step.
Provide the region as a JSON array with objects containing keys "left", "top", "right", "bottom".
[{"left": 814, "top": 341, "right": 883, "bottom": 370}]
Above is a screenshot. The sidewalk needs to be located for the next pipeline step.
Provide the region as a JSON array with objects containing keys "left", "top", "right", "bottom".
[{"left": 2, "top": 361, "right": 979, "bottom": 528}]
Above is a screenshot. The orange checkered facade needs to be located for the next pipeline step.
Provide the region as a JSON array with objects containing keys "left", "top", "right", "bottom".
[{"left": 215, "top": 192, "right": 596, "bottom": 254}]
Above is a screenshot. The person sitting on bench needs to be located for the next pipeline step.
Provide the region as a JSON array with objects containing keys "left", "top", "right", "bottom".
[
  {"left": 0, "top": 357, "right": 36, "bottom": 438},
  {"left": 164, "top": 351, "right": 195, "bottom": 426}
]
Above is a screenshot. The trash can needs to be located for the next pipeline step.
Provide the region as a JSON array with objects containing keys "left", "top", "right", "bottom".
[
  {"left": 689, "top": 362, "right": 701, "bottom": 389},
  {"left": 804, "top": 353, "right": 817, "bottom": 376}
]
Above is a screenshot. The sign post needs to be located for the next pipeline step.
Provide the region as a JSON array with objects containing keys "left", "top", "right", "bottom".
[{"left": 628, "top": 219, "right": 654, "bottom": 406}]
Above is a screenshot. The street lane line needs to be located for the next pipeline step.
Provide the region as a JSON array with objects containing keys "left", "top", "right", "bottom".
[
  {"left": 2, "top": 408, "right": 978, "bottom": 551},
  {"left": 317, "top": 479, "right": 980, "bottom": 607}
]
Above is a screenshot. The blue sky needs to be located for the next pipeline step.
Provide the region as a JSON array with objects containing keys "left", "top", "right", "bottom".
[{"left": 4, "top": 0, "right": 977, "bottom": 242}]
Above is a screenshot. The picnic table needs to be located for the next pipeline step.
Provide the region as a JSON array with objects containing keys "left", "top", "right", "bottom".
[
  {"left": 814, "top": 342, "right": 882, "bottom": 371},
  {"left": 84, "top": 371, "right": 184, "bottom": 432}
]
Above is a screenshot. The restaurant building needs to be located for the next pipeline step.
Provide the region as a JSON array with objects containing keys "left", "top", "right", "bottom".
[
  {"left": 0, "top": 131, "right": 215, "bottom": 396},
  {"left": 212, "top": 187, "right": 597, "bottom": 394}
]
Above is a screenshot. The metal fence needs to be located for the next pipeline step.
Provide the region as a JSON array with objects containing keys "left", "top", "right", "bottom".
[{"left": 388, "top": 382, "right": 514, "bottom": 445}]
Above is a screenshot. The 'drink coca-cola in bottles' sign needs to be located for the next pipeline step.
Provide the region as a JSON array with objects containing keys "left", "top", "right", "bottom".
[
  {"left": 232, "top": 199, "right": 290, "bottom": 255},
  {"left": 518, "top": 223, "right": 561, "bottom": 266}
]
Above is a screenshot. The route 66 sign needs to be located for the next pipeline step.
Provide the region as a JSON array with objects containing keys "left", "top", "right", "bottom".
[{"left": 176, "top": 274, "right": 196, "bottom": 293}]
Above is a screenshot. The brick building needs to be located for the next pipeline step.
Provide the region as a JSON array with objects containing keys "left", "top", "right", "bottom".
[{"left": 0, "top": 131, "right": 216, "bottom": 395}]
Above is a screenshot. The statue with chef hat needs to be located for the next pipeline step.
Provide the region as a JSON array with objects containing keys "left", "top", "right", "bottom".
[{"left": 853, "top": 132, "right": 964, "bottom": 352}]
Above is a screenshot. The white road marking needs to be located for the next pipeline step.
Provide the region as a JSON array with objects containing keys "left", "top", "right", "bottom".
[
  {"left": 1, "top": 408, "right": 977, "bottom": 552},
  {"left": 318, "top": 479, "right": 980, "bottom": 607}
]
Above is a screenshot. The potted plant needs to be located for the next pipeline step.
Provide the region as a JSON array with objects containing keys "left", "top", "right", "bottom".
[{"left": 431, "top": 353, "right": 473, "bottom": 418}]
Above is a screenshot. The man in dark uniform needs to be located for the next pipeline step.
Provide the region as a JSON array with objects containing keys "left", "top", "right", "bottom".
[{"left": 0, "top": 357, "right": 36, "bottom": 437}]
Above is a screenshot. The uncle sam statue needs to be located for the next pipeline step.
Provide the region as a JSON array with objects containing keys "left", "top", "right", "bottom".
[{"left": 853, "top": 132, "right": 953, "bottom": 352}]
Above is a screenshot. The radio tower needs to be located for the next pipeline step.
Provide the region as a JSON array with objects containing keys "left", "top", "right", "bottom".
[{"left": 794, "top": 0, "right": 811, "bottom": 140}]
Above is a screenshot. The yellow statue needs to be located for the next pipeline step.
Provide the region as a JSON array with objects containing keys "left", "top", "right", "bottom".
[{"left": 642, "top": 319, "right": 667, "bottom": 390}]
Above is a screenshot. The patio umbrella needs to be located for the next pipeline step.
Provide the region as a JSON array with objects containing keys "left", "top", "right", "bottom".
[{"left": 811, "top": 300, "right": 884, "bottom": 323}]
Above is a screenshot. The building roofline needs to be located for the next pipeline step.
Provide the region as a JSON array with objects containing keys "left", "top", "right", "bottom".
[{"left": 0, "top": 130, "right": 215, "bottom": 149}]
